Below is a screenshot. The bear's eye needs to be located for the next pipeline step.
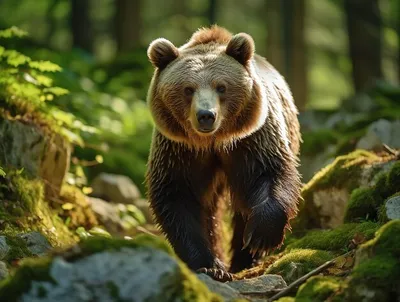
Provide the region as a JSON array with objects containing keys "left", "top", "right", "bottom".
[
  {"left": 184, "top": 87, "right": 195, "bottom": 97},
  {"left": 216, "top": 85, "right": 226, "bottom": 94}
]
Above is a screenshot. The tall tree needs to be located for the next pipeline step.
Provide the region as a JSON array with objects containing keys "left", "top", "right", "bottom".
[
  {"left": 267, "top": 0, "right": 307, "bottom": 111},
  {"left": 208, "top": 0, "right": 217, "bottom": 25},
  {"left": 266, "top": 0, "right": 284, "bottom": 74},
  {"left": 70, "top": 0, "right": 93, "bottom": 52},
  {"left": 345, "top": 0, "right": 383, "bottom": 92},
  {"left": 115, "top": 0, "right": 141, "bottom": 53}
]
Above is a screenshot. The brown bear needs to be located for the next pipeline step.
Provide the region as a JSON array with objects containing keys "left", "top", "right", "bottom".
[{"left": 145, "top": 26, "right": 301, "bottom": 282}]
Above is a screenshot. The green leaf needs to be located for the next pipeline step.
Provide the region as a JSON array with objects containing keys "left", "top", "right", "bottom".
[
  {"left": 0, "top": 167, "right": 5, "bottom": 177},
  {"left": 43, "top": 87, "right": 69, "bottom": 96},
  {"left": 0, "top": 26, "right": 28, "bottom": 38},
  {"left": 3, "top": 50, "right": 31, "bottom": 67},
  {"left": 29, "top": 60, "right": 62, "bottom": 72}
]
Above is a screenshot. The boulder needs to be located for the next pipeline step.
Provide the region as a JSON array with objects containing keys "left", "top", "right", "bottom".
[
  {"left": 384, "top": 194, "right": 400, "bottom": 221},
  {"left": 0, "top": 261, "right": 8, "bottom": 281},
  {"left": 296, "top": 150, "right": 397, "bottom": 229},
  {"left": 0, "top": 236, "right": 9, "bottom": 261},
  {"left": 91, "top": 173, "right": 141, "bottom": 204},
  {"left": 356, "top": 119, "right": 400, "bottom": 151},
  {"left": 18, "top": 231, "right": 51, "bottom": 256},
  {"left": 0, "top": 236, "right": 221, "bottom": 302},
  {"left": 0, "top": 118, "right": 70, "bottom": 198}
]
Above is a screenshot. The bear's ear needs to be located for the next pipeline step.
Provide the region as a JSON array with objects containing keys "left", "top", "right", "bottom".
[
  {"left": 147, "top": 38, "right": 179, "bottom": 69},
  {"left": 226, "top": 33, "right": 255, "bottom": 65}
]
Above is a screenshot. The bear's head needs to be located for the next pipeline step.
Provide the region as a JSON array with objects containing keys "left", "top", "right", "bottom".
[{"left": 146, "top": 27, "right": 268, "bottom": 149}]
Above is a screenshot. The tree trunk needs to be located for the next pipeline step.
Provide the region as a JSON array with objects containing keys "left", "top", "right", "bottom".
[
  {"left": 289, "top": 0, "right": 307, "bottom": 112},
  {"left": 115, "top": 0, "right": 141, "bottom": 53},
  {"left": 266, "top": 0, "right": 285, "bottom": 74},
  {"left": 267, "top": 0, "right": 307, "bottom": 111},
  {"left": 70, "top": 0, "right": 93, "bottom": 52},
  {"left": 208, "top": 0, "right": 217, "bottom": 25},
  {"left": 345, "top": 0, "right": 382, "bottom": 92}
]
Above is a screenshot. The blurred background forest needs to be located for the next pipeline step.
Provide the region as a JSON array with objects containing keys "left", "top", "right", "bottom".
[{"left": 0, "top": 0, "right": 399, "bottom": 191}]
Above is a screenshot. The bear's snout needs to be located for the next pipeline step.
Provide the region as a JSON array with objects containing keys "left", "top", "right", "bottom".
[{"left": 196, "top": 110, "right": 216, "bottom": 132}]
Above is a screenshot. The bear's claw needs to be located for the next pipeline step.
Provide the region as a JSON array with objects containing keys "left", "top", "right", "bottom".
[{"left": 197, "top": 268, "right": 234, "bottom": 282}]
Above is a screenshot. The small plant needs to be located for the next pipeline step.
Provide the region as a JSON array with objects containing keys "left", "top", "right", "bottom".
[{"left": 0, "top": 26, "right": 96, "bottom": 145}]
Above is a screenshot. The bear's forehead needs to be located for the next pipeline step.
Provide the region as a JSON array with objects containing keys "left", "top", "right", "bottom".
[{"left": 164, "top": 53, "right": 245, "bottom": 78}]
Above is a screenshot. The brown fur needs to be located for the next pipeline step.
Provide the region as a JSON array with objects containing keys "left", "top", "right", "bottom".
[{"left": 145, "top": 26, "right": 301, "bottom": 278}]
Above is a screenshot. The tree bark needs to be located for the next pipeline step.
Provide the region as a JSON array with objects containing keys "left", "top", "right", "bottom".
[
  {"left": 115, "top": 0, "right": 141, "bottom": 53},
  {"left": 267, "top": 0, "right": 307, "bottom": 111},
  {"left": 266, "top": 0, "right": 285, "bottom": 74},
  {"left": 70, "top": 0, "right": 93, "bottom": 52},
  {"left": 208, "top": 0, "right": 217, "bottom": 25},
  {"left": 345, "top": 0, "right": 383, "bottom": 92},
  {"left": 289, "top": 0, "right": 307, "bottom": 111}
]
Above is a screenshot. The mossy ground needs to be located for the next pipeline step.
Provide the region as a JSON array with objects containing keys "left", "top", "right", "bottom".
[
  {"left": 287, "top": 222, "right": 379, "bottom": 252},
  {"left": 296, "top": 276, "right": 342, "bottom": 302},
  {"left": 265, "top": 249, "right": 333, "bottom": 283}
]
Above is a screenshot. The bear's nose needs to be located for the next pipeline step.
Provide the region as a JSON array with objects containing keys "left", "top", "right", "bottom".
[{"left": 196, "top": 110, "right": 216, "bottom": 130}]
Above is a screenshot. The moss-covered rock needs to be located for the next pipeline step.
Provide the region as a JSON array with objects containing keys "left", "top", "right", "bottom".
[
  {"left": 288, "top": 222, "right": 379, "bottom": 252},
  {"left": 295, "top": 276, "right": 342, "bottom": 302},
  {"left": 341, "top": 220, "right": 400, "bottom": 301},
  {"left": 265, "top": 249, "right": 333, "bottom": 283},
  {"left": 0, "top": 118, "right": 71, "bottom": 199},
  {"left": 295, "top": 150, "right": 397, "bottom": 230},
  {"left": 0, "top": 235, "right": 222, "bottom": 302},
  {"left": 0, "top": 170, "right": 77, "bottom": 254},
  {"left": 344, "top": 161, "right": 400, "bottom": 224}
]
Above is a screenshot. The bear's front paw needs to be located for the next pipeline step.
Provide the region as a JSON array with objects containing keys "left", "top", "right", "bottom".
[{"left": 243, "top": 201, "right": 288, "bottom": 254}]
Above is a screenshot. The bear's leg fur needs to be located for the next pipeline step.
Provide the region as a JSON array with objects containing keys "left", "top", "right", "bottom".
[
  {"left": 224, "top": 139, "right": 299, "bottom": 263},
  {"left": 229, "top": 212, "right": 263, "bottom": 273},
  {"left": 147, "top": 132, "right": 232, "bottom": 281}
]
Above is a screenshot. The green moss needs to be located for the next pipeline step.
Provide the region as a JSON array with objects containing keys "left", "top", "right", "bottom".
[
  {"left": 386, "top": 161, "right": 400, "bottom": 193},
  {"left": 0, "top": 170, "right": 77, "bottom": 251},
  {"left": 4, "top": 235, "right": 33, "bottom": 262},
  {"left": 360, "top": 220, "right": 400, "bottom": 257},
  {"left": 296, "top": 276, "right": 341, "bottom": 302},
  {"left": 288, "top": 222, "right": 379, "bottom": 251},
  {"left": 347, "top": 256, "right": 400, "bottom": 301},
  {"left": 344, "top": 187, "right": 380, "bottom": 223},
  {"left": 0, "top": 257, "right": 53, "bottom": 302},
  {"left": 276, "top": 298, "right": 295, "bottom": 302},
  {"left": 266, "top": 249, "right": 333, "bottom": 283},
  {"left": 341, "top": 221, "right": 400, "bottom": 301},
  {"left": 73, "top": 234, "right": 174, "bottom": 260},
  {"left": 302, "top": 150, "right": 379, "bottom": 197}
]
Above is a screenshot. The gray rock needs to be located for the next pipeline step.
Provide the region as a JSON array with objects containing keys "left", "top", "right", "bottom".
[
  {"left": 0, "top": 236, "right": 9, "bottom": 260},
  {"left": 19, "top": 232, "right": 51, "bottom": 256},
  {"left": 91, "top": 173, "right": 141, "bottom": 204},
  {"left": 88, "top": 197, "right": 122, "bottom": 233},
  {"left": 21, "top": 247, "right": 181, "bottom": 302},
  {"left": 385, "top": 195, "right": 400, "bottom": 220},
  {"left": 197, "top": 274, "right": 243, "bottom": 301},
  {"left": 356, "top": 119, "right": 400, "bottom": 151},
  {"left": 227, "top": 274, "right": 287, "bottom": 294},
  {"left": 0, "top": 118, "right": 71, "bottom": 199},
  {"left": 0, "top": 261, "right": 8, "bottom": 280}
]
